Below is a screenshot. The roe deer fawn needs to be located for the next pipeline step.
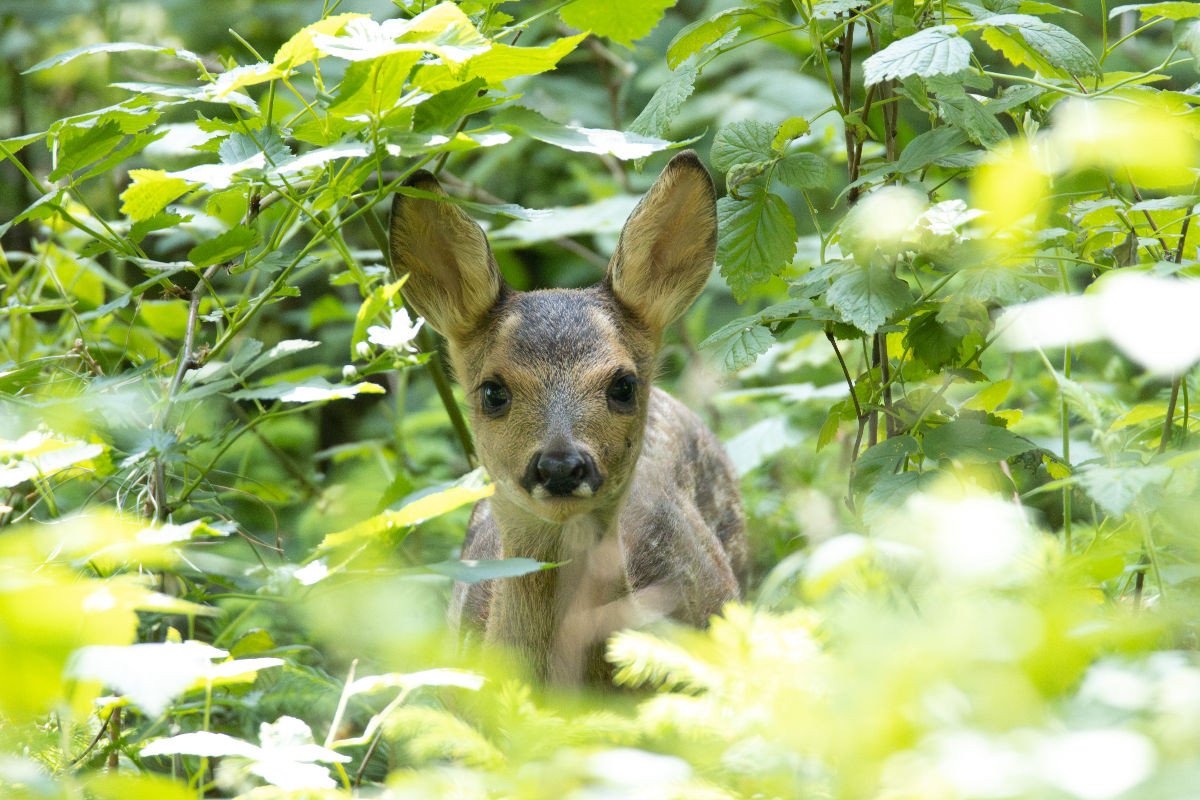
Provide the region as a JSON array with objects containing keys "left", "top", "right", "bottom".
[{"left": 389, "top": 151, "right": 747, "bottom": 684}]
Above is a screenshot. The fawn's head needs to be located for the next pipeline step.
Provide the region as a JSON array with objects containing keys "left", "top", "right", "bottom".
[{"left": 389, "top": 152, "right": 717, "bottom": 525}]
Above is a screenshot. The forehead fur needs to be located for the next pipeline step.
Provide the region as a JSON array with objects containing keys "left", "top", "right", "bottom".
[{"left": 457, "top": 287, "right": 653, "bottom": 380}]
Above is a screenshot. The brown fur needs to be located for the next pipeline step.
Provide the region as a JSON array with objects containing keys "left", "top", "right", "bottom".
[{"left": 390, "top": 151, "right": 747, "bottom": 685}]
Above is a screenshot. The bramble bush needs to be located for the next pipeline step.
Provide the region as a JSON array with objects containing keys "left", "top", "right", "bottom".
[{"left": 3, "top": 0, "right": 1200, "bottom": 797}]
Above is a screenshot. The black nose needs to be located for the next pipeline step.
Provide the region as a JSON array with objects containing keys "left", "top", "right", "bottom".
[{"left": 533, "top": 447, "right": 598, "bottom": 496}]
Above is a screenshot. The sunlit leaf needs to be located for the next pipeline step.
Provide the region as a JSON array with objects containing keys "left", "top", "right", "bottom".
[
  {"left": 119, "top": 169, "right": 191, "bottom": 221},
  {"left": 496, "top": 107, "right": 672, "bottom": 159},
  {"left": 425, "top": 557, "right": 552, "bottom": 583},
  {"left": 560, "top": 0, "right": 676, "bottom": 47},
  {"left": 863, "top": 26, "right": 972, "bottom": 85},
  {"left": 24, "top": 41, "right": 205, "bottom": 74}
]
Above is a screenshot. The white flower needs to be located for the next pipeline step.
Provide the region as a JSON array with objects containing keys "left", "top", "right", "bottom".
[
  {"left": 366, "top": 309, "right": 424, "bottom": 353},
  {"left": 354, "top": 340, "right": 371, "bottom": 359}
]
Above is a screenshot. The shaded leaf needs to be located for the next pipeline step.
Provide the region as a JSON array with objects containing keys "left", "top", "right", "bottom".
[
  {"left": 826, "top": 265, "right": 911, "bottom": 336},
  {"left": 425, "top": 558, "right": 553, "bottom": 583},
  {"left": 922, "top": 420, "right": 1036, "bottom": 462},
  {"left": 716, "top": 191, "right": 797, "bottom": 302}
]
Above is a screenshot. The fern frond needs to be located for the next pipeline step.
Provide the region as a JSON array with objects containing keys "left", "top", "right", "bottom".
[{"left": 606, "top": 629, "right": 718, "bottom": 692}]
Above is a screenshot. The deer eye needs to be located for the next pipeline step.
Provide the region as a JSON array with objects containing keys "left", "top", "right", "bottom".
[
  {"left": 480, "top": 380, "right": 510, "bottom": 414},
  {"left": 607, "top": 373, "right": 638, "bottom": 411}
]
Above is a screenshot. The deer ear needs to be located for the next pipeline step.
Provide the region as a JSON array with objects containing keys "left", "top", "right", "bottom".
[
  {"left": 389, "top": 172, "right": 504, "bottom": 339},
  {"left": 605, "top": 150, "right": 718, "bottom": 333}
]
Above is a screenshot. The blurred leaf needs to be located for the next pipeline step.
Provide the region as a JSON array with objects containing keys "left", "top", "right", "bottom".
[
  {"left": 24, "top": 41, "right": 204, "bottom": 74},
  {"left": 229, "top": 378, "right": 385, "bottom": 404},
  {"left": 1110, "top": 2, "right": 1200, "bottom": 19},
  {"left": 1077, "top": 464, "right": 1171, "bottom": 516},
  {"left": 496, "top": 107, "right": 672, "bottom": 159},
  {"left": 922, "top": 420, "right": 1037, "bottom": 462},
  {"left": 425, "top": 558, "right": 553, "bottom": 583}
]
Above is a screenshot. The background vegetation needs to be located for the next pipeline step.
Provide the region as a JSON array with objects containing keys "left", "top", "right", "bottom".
[{"left": 3, "top": 0, "right": 1200, "bottom": 797}]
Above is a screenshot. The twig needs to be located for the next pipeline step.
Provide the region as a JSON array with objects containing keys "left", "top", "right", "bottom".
[{"left": 1159, "top": 376, "right": 1181, "bottom": 454}]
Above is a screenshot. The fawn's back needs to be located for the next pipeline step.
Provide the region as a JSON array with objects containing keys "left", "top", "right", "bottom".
[{"left": 389, "top": 151, "right": 747, "bottom": 684}]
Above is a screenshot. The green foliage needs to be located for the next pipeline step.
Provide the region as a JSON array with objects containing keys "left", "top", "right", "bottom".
[{"left": 4, "top": 0, "right": 1200, "bottom": 798}]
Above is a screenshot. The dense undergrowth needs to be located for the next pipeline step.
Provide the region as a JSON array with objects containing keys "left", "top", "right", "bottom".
[{"left": 3, "top": 0, "right": 1200, "bottom": 797}]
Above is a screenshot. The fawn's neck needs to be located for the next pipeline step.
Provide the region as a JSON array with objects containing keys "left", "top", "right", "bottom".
[{"left": 487, "top": 504, "right": 633, "bottom": 684}]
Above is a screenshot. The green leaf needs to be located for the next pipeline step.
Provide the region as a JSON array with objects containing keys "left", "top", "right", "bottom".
[
  {"left": 904, "top": 311, "right": 961, "bottom": 371},
  {"left": 895, "top": 126, "right": 969, "bottom": 173},
  {"left": 711, "top": 120, "right": 775, "bottom": 172},
  {"left": 425, "top": 558, "right": 553, "bottom": 583},
  {"left": 716, "top": 190, "right": 797, "bottom": 302},
  {"left": 318, "top": 469, "right": 492, "bottom": 552},
  {"left": 218, "top": 128, "right": 291, "bottom": 168},
  {"left": 1109, "top": 2, "right": 1200, "bottom": 20},
  {"left": 50, "top": 121, "right": 125, "bottom": 181},
  {"left": 922, "top": 420, "right": 1036, "bottom": 462},
  {"left": 457, "top": 33, "right": 587, "bottom": 84},
  {"left": 273, "top": 13, "right": 367, "bottom": 70},
  {"left": 772, "top": 117, "right": 811, "bottom": 152},
  {"left": 187, "top": 226, "right": 258, "bottom": 268},
  {"left": 700, "top": 320, "right": 775, "bottom": 372},
  {"left": 973, "top": 15, "right": 1099, "bottom": 77},
  {"left": 826, "top": 265, "right": 911, "bottom": 336},
  {"left": 628, "top": 63, "right": 698, "bottom": 139},
  {"left": 1077, "top": 465, "right": 1171, "bottom": 517},
  {"left": 495, "top": 107, "right": 671, "bottom": 160},
  {"left": 120, "top": 170, "right": 191, "bottom": 221},
  {"left": 862, "top": 26, "right": 972, "bottom": 86},
  {"left": 328, "top": 53, "right": 422, "bottom": 117},
  {"left": 560, "top": 0, "right": 677, "bottom": 47},
  {"left": 24, "top": 41, "right": 205, "bottom": 74},
  {"left": 776, "top": 153, "right": 827, "bottom": 189},
  {"left": 939, "top": 92, "right": 1007, "bottom": 148},
  {"left": 667, "top": 6, "right": 757, "bottom": 68},
  {"left": 313, "top": 6, "right": 489, "bottom": 63},
  {"left": 228, "top": 378, "right": 386, "bottom": 404},
  {"left": 852, "top": 436, "right": 919, "bottom": 494}
]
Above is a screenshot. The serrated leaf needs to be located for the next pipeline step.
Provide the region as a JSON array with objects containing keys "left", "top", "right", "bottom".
[
  {"left": 313, "top": 6, "right": 489, "bottom": 63},
  {"left": 50, "top": 121, "right": 125, "bottom": 181},
  {"left": 941, "top": 92, "right": 1008, "bottom": 148},
  {"left": 273, "top": 13, "right": 367, "bottom": 70},
  {"left": 711, "top": 120, "right": 775, "bottom": 172},
  {"left": 826, "top": 265, "right": 911, "bottom": 336},
  {"left": 188, "top": 225, "right": 258, "bottom": 268},
  {"left": 699, "top": 320, "right": 775, "bottom": 371},
  {"left": 1077, "top": 465, "right": 1171, "bottom": 517},
  {"left": 716, "top": 191, "right": 797, "bottom": 302},
  {"left": 776, "top": 152, "right": 827, "bottom": 189},
  {"left": 1109, "top": 2, "right": 1200, "bottom": 20},
  {"left": 120, "top": 169, "right": 191, "bottom": 221},
  {"left": 852, "top": 436, "right": 919, "bottom": 494},
  {"left": 922, "top": 420, "right": 1036, "bottom": 462},
  {"left": 24, "top": 41, "right": 205, "bottom": 74},
  {"left": 496, "top": 107, "right": 670, "bottom": 159},
  {"left": 667, "top": 6, "right": 757, "bottom": 68},
  {"left": 973, "top": 14, "right": 1099, "bottom": 77},
  {"left": 560, "top": 0, "right": 676, "bottom": 47},
  {"left": 425, "top": 558, "right": 553, "bottom": 583},
  {"left": 459, "top": 32, "right": 586, "bottom": 84},
  {"left": 895, "top": 126, "right": 969, "bottom": 173},
  {"left": 863, "top": 26, "right": 972, "bottom": 86},
  {"left": 629, "top": 63, "right": 698, "bottom": 138}
]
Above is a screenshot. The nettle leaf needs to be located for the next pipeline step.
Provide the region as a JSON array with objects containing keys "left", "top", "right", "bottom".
[
  {"left": 826, "top": 265, "right": 911, "bottom": 336},
  {"left": 905, "top": 311, "right": 961, "bottom": 371},
  {"left": 716, "top": 190, "right": 797, "bottom": 302},
  {"left": 496, "top": 107, "right": 670, "bottom": 160},
  {"left": 120, "top": 169, "right": 191, "bottom": 221},
  {"left": 188, "top": 225, "right": 259, "bottom": 268},
  {"left": 667, "top": 5, "right": 758, "bottom": 68},
  {"left": 863, "top": 26, "right": 972, "bottom": 86},
  {"left": 896, "top": 126, "right": 969, "bottom": 173},
  {"left": 700, "top": 319, "right": 776, "bottom": 372},
  {"left": 1109, "top": 2, "right": 1200, "bottom": 21},
  {"left": 776, "top": 153, "right": 827, "bottom": 189},
  {"left": 939, "top": 92, "right": 1007, "bottom": 148},
  {"left": 560, "top": 0, "right": 676, "bottom": 47},
  {"left": 973, "top": 14, "right": 1099, "bottom": 77},
  {"left": 1077, "top": 464, "right": 1171, "bottom": 517},
  {"left": 24, "top": 41, "right": 205, "bottom": 74},
  {"left": 313, "top": 6, "right": 489, "bottom": 63},
  {"left": 922, "top": 420, "right": 1037, "bottom": 462},
  {"left": 50, "top": 121, "right": 125, "bottom": 181},
  {"left": 273, "top": 13, "right": 367, "bottom": 70},
  {"left": 425, "top": 558, "right": 552, "bottom": 583},
  {"left": 711, "top": 120, "right": 775, "bottom": 172},
  {"left": 629, "top": 62, "right": 698, "bottom": 139}
]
